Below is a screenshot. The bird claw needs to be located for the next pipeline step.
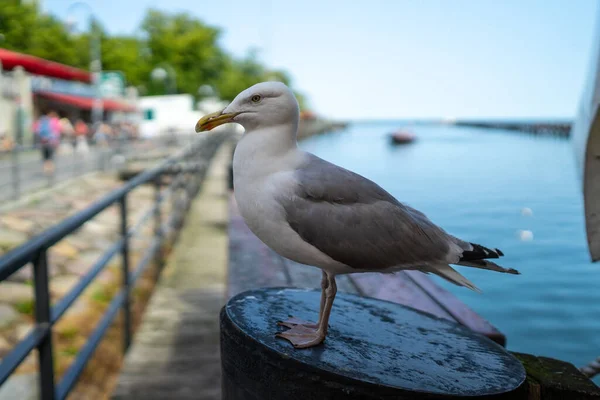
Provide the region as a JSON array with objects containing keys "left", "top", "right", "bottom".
[{"left": 276, "top": 324, "right": 325, "bottom": 348}]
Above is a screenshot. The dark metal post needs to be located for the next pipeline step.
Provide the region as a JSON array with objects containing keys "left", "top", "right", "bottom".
[
  {"left": 174, "top": 174, "right": 184, "bottom": 230},
  {"left": 119, "top": 196, "right": 132, "bottom": 352},
  {"left": 170, "top": 176, "right": 180, "bottom": 232},
  {"left": 153, "top": 178, "right": 164, "bottom": 269},
  {"left": 221, "top": 288, "right": 528, "bottom": 400},
  {"left": 11, "top": 145, "right": 20, "bottom": 200},
  {"left": 33, "top": 250, "right": 56, "bottom": 400}
]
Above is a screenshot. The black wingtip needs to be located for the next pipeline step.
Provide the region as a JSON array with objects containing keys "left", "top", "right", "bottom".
[
  {"left": 460, "top": 243, "right": 505, "bottom": 262},
  {"left": 507, "top": 268, "right": 520, "bottom": 275}
]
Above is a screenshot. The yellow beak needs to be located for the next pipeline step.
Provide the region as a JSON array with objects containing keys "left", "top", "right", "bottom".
[{"left": 195, "top": 110, "right": 237, "bottom": 132}]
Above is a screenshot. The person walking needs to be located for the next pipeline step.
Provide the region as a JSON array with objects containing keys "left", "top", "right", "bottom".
[
  {"left": 33, "top": 111, "right": 61, "bottom": 177},
  {"left": 74, "top": 119, "right": 90, "bottom": 155},
  {"left": 59, "top": 117, "right": 76, "bottom": 153}
]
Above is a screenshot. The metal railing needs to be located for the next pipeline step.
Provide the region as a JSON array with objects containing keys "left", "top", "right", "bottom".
[
  {"left": 0, "top": 130, "right": 229, "bottom": 399},
  {"left": 0, "top": 145, "right": 110, "bottom": 202},
  {"left": 0, "top": 133, "right": 197, "bottom": 203}
]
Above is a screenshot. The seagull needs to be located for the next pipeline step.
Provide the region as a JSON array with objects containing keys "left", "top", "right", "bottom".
[{"left": 195, "top": 81, "right": 520, "bottom": 349}]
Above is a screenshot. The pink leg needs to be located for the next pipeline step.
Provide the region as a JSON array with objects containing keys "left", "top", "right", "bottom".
[
  {"left": 276, "top": 273, "right": 337, "bottom": 349},
  {"left": 277, "top": 270, "right": 328, "bottom": 329}
]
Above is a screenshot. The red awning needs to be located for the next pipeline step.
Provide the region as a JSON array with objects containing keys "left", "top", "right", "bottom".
[
  {"left": 36, "top": 92, "right": 137, "bottom": 113},
  {"left": 0, "top": 48, "right": 91, "bottom": 83}
]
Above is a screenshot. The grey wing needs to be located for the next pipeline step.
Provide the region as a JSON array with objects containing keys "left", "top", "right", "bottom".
[{"left": 281, "top": 154, "right": 459, "bottom": 271}]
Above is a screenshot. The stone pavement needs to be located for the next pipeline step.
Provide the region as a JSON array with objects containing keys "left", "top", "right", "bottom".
[
  {"left": 0, "top": 171, "right": 166, "bottom": 399},
  {"left": 111, "top": 143, "right": 231, "bottom": 400}
]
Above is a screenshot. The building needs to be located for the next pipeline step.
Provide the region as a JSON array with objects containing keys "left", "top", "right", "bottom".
[
  {"left": 0, "top": 48, "right": 138, "bottom": 145},
  {"left": 138, "top": 94, "right": 231, "bottom": 138}
]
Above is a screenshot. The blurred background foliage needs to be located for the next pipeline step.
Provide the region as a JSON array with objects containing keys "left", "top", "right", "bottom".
[{"left": 0, "top": 0, "right": 309, "bottom": 109}]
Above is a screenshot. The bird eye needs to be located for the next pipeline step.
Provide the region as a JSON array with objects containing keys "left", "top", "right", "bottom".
[{"left": 251, "top": 95, "right": 262, "bottom": 103}]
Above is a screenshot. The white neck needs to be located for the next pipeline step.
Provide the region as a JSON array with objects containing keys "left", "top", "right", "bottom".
[
  {"left": 233, "top": 122, "right": 301, "bottom": 182},
  {"left": 239, "top": 122, "right": 298, "bottom": 158}
]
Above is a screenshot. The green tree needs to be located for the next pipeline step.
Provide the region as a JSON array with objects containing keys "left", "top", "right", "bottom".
[
  {"left": 0, "top": 1, "right": 38, "bottom": 51},
  {"left": 215, "top": 51, "right": 267, "bottom": 101},
  {"left": 28, "top": 13, "right": 80, "bottom": 66},
  {"left": 140, "top": 9, "right": 226, "bottom": 96},
  {"left": 138, "top": 10, "right": 309, "bottom": 107},
  {"left": 0, "top": 0, "right": 79, "bottom": 65},
  {"left": 0, "top": 3, "right": 311, "bottom": 110},
  {"left": 102, "top": 36, "right": 148, "bottom": 88}
]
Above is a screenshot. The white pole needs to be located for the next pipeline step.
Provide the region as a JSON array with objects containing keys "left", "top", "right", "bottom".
[
  {"left": 90, "top": 15, "right": 104, "bottom": 127},
  {"left": 66, "top": 2, "right": 103, "bottom": 126}
]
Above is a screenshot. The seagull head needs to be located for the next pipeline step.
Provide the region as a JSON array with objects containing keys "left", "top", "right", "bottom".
[{"left": 195, "top": 81, "right": 299, "bottom": 133}]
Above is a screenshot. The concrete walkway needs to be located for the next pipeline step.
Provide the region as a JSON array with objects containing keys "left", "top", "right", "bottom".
[{"left": 111, "top": 144, "right": 231, "bottom": 400}]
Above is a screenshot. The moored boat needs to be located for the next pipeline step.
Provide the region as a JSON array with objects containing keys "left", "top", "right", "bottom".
[{"left": 389, "top": 130, "right": 416, "bottom": 145}]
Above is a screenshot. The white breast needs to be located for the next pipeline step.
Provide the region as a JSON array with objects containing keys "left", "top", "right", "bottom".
[{"left": 232, "top": 138, "right": 350, "bottom": 273}]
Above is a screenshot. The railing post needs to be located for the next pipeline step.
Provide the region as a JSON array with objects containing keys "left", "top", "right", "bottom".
[
  {"left": 170, "top": 176, "right": 180, "bottom": 232},
  {"left": 33, "top": 249, "right": 56, "bottom": 400},
  {"left": 11, "top": 144, "right": 20, "bottom": 200},
  {"left": 153, "top": 177, "right": 164, "bottom": 269},
  {"left": 179, "top": 173, "right": 189, "bottom": 227},
  {"left": 119, "top": 196, "right": 132, "bottom": 352}
]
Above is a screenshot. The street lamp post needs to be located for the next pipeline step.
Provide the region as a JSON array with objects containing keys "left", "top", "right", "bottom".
[
  {"left": 197, "top": 84, "right": 216, "bottom": 98},
  {"left": 66, "top": 2, "right": 103, "bottom": 127},
  {"left": 151, "top": 64, "right": 177, "bottom": 95}
]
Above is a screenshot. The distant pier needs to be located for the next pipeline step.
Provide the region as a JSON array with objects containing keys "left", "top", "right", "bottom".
[
  {"left": 297, "top": 111, "right": 348, "bottom": 139},
  {"left": 452, "top": 119, "right": 572, "bottom": 137}
]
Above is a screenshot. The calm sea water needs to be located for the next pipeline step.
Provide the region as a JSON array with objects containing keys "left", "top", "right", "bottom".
[{"left": 299, "top": 122, "right": 600, "bottom": 377}]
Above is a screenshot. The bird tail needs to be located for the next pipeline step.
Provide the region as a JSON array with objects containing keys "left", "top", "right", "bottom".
[
  {"left": 422, "top": 243, "right": 518, "bottom": 293},
  {"left": 427, "top": 264, "right": 481, "bottom": 293},
  {"left": 457, "top": 242, "right": 520, "bottom": 275},
  {"left": 457, "top": 259, "right": 520, "bottom": 274}
]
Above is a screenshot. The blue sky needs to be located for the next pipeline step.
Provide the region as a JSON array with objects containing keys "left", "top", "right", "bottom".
[{"left": 43, "top": 0, "right": 599, "bottom": 120}]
